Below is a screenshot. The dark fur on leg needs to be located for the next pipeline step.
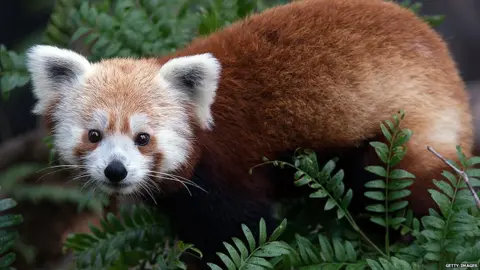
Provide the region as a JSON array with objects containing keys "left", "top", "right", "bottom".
[{"left": 156, "top": 165, "right": 278, "bottom": 269}]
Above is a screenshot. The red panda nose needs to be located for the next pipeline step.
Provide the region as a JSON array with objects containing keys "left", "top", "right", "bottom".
[{"left": 104, "top": 160, "right": 128, "bottom": 183}]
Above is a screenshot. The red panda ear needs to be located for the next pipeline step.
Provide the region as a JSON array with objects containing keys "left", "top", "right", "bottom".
[
  {"left": 26, "top": 45, "right": 91, "bottom": 115},
  {"left": 158, "top": 53, "right": 221, "bottom": 130}
]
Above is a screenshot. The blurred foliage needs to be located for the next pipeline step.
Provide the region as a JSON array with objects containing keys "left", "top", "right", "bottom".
[{"left": 0, "top": 187, "right": 23, "bottom": 270}]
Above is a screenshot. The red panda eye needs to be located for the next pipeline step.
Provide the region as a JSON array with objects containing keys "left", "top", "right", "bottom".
[
  {"left": 135, "top": 133, "right": 150, "bottom": 146},
  {"left": 88, "top": 130, "right": 102, "bottom": 143}
]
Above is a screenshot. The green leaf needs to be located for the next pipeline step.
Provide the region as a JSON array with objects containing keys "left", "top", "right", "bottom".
[
  {"left": 366, "top": 259, "right": 383, "bottom": 270},
  {"left": 341, "top": 189, "right": 353, "bottom": 208},
  {"left": 216, "top": 252, "right": 236, "bottom": 270},
  {"left": 365, "top": 166, "right": 387, "bottom": 177},
  {"left": 259, "top": 218, "right": 267, "bottom": 245},
  {"left": 370, "top": 216, "right": 386, "bottom": 227},
  {"left": 324, "top": 198, "right": 337, "bottom": 211},
  {"left": 393, "top": 129, "right": 413, "bottom": 147},
  {"left": 0, "top": 252, "right": 15, "bottom": 268},
  {"left": 223, "top": 242, "right": 241, "bottom": 267},
  {"left": 389, "top": 146, "right": 407, "bottom": 167},
  {"left": 433, "top": 180, "right": 454, "bottom": 198},
  {"left": 71, "top": 26, "right": 90, "bottom": 41},
  {"left": 0, "top": 199, "right": 17, "bottom": 212},
  {"left": 428, "top": 189, "right": 451, "bottom": 217},
  {"left": 467, "top": 156, "right": 480, "bottom": 167},
  {"left": 364, "top": 180, "right": 386, "bottom": 189},
  {"left": 0, "top": 214, "right": 23, "bottom": 229},
  {"left": 0, "top": 45, "right": 13, "bottom": 69},
  {"left": 268, "top": 219, "right": 287, "bottom": 242},
  {"left": 310, "top": 189, "right": 329, "bottom": 198},
  {"left": 332, "top": 238, "right": 346, "bottom": 262},
  {"left": 255, "top": 242, "right": 291, "bottom": 257},
  {"left": 364, "top": 191, "right": 385, "bottom": 201},
  {"left": 242, "top": 224, "right": 256, "bottom": 253},
  {"left": 388, "top": 201, "right": 409, "bottom": 212},
  {"left": 318, "top": 234, "right": 334, "bottom": 262},
  {"left": 388, "top": 190, "right": 411, "bottom": 201},
  {"left": 207, "top": 263, "right": 224, "bottom": 270},
  {"left": 388, "top": 179, "right": 414, "bottom": 190},
  {"left": 378, "top": 257, "right": 396, "bottom": 270},
  {"left": 370, "top": 142, "right": 389, "bottom": 163},
  {"left": 389, "top": 169, "right": 415, "bottom": 179},
  {"left": 232, "top": 237, "right": 248, "bottom": 261},
  {"left": 389, "top": 217, "right": 406, "bottom": 226},
  {"left": 421, "top": 216, "right": 445, "bottom": 229},
  {"left": 366, "top": 204, "right": 385, "bottom": 213},
  {"left": 380, "top": 123, "right": 392, "bottom": 142}
]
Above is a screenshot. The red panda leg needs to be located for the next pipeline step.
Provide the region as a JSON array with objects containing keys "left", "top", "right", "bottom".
[{"left": 156, "top": 166, "right": 278, "bottom": 270}]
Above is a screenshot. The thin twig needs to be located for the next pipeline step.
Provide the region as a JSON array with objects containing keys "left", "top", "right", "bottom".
[{"left": 427, "top": 146, "right": 480, "bottom": 209}]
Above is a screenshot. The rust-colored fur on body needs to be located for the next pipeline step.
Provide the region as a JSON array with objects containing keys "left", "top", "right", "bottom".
[
  {"left": 158, "top": 0, "right": 473, "bottom": 213},
  {"left": 27, "top": 0, "right": 473, "bottom": 269}
]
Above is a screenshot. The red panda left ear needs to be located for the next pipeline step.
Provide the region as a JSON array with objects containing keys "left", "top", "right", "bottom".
[
  {"left": 158, "top": 53, "right": 221, "bottom": 130},
  {"left": 26, "top": 45, "right": 91, "bottom": 115}
]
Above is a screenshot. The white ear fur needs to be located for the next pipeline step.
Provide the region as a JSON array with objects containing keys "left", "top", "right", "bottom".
[
  {"left": 26, "top": 45, "right": 91, "bottom": 115},
  {"left": 159, "top": 53, "right": 221, "bottom": 130}
]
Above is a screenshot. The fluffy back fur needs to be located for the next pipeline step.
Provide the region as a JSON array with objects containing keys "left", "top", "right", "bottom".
[{"left": 26, "top": 0, "right": 474, "bottom": 267}]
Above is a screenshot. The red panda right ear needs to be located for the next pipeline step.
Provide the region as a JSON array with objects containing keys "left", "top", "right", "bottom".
[
  {"left": 158, "top": 53, "right": 221, "bottom": 130},
  {"left": 26, "top": 45, "right": 92, "bottom": 115}
]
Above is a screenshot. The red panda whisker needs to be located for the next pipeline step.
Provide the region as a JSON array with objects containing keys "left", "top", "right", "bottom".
[
  {"left": 144, "top": 177, "right": 163, "bottom": 195},
  {"left": 35, "top": 167, "right": 83, "bottom": 183},
  {"left": 146, "top": 170, "right": 206, "bottom": 192},
  {"left": 146, "top": 173, "right": 193, "bottom": 196},
  {"left": 146, "top": 170, "right": 195, "bottom": 183},
  {"left": 37, "top": 164, "right": 87, "bottom": 173},
  {"left": 137, "top": 181, "right": 158, "bottom": 205},
  {"left": 146, "top": 172, "right": 207, "bottom": 193},
  {"left": 67, "top": 173, "right": 90, "bottom": 184}
]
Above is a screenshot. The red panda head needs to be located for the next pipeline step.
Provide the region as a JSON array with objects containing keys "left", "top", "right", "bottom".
[{"left": 26, "top": 45, "right": 221, "bottom": 195}]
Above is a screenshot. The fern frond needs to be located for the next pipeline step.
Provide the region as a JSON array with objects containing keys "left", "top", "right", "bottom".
[
  {"left": 64, "top": 204, "right": 193, "bottom": 269},
  {"left": 0, "top": 187, "right": 23, "bottom": 269},
  {"left": 0, "top": 45, "right": 29, "bottom": 100},
  {"left": 364, "top": 110, "right": 414, "bottom": 257},
  {"left": 415, "top": 149, "right": 480, "bottom": 267},
  {"left": 366, "top": 256, "right": 419, "bottom": 270},
  {"left": 207, "top": 218, "right": 291, "bottom": 270}
]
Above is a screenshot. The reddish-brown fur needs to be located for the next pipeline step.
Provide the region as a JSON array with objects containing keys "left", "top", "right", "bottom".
[
  {"left": 41, "top": 0, "right": 474, "bottom": 214},
  {"left": 39, "top": 0, "right": 474, "bottom": 268},
  {"left": 153, "top": 0, "right": 473, "bottom": 215}
]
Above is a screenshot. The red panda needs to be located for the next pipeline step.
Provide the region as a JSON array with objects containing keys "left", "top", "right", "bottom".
[{"left": 25, "top": 0, "right": 474, "bottom": 268}]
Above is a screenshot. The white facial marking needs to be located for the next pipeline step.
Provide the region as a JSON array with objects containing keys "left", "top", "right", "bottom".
[
  {"left": 88, "top": 110, "right": 109, "bottom": 130},
  {"left": 158, "top": 53, "right": 221, "bottom": 130},
  {"left": 85, "top": 134, "right": 153, "bottom": 194},
  {"left": 130, "top": 113, "right": 151, "bottom": 134}
]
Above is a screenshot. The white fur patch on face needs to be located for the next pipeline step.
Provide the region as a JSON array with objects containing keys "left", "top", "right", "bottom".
[
  {"left": 85, "top": 134, "right": 153, "bottom": 194},
  {"left": 26, "top": 45, "right": 92, "bottom": 115},
  {"left": 130, "top": 113, "right": 152, "bottom": 134},
  {"left": 158, "top": 53, "right": 221, "bottom": 130},
  {"left": 88, "top": 110, "right": 109, "bottom": 130}
]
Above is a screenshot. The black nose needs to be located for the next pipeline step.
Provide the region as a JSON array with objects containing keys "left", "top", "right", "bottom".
[{"left": 104, "top": 160, "right": 128, "bottom": 183}]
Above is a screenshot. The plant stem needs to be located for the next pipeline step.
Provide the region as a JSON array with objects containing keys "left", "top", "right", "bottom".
[{"left": 427, "top": 146, "right": 480, "bottom": 209}]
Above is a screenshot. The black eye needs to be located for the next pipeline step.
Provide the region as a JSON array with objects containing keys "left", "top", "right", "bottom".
[
  {"left": 88, "top": 130, "right": 102, "bottom": 143},
  {"left": 135, "top": 133, "right": 150, "bottom": 146}
]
